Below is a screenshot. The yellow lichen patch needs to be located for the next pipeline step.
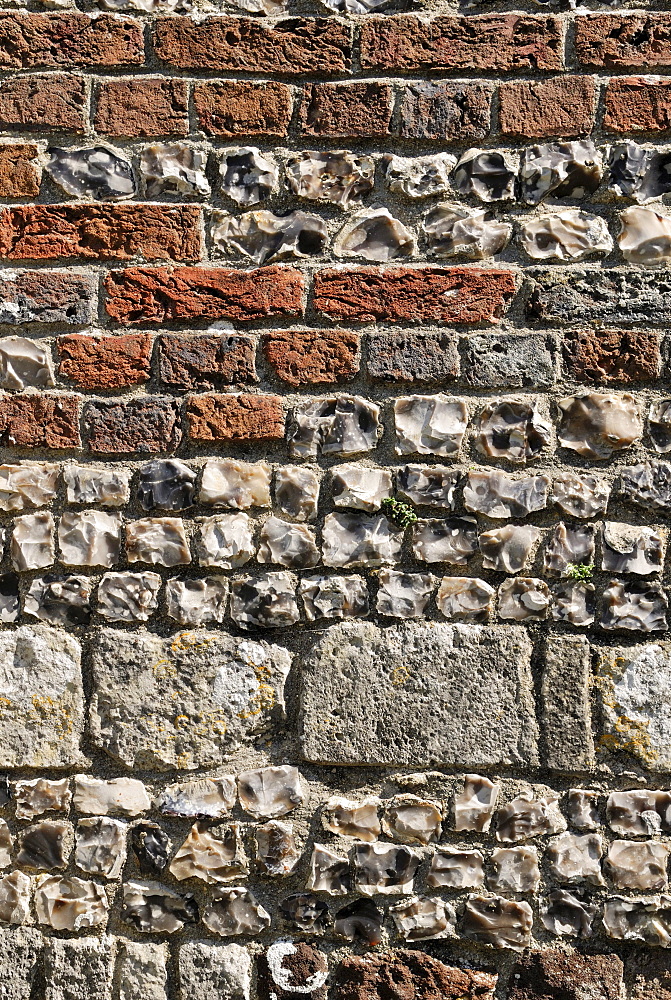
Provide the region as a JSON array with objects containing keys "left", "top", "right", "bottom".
[
  {"left": 597, "top": 715, "right": 658, "bottom": 766},
  {"left": 391, "top": 664, "right": 411, "bottom": 687}
]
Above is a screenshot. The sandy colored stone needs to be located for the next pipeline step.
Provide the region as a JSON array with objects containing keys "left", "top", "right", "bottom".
[
  {"left": 263, "top": 330, "right": 359, "bottom": 386},
  {"left": 194, "top": 81, "right": 292, "bottom": 138},
  {"left": 0, "top": 927, "right": 42, "bottom": 1000},
  {"left": 58, "top": 335, "right": 152, "bottom": 390},
  {"left": 95, "top": 78, "right": 188, "bottom": 138},
  {"left": 186, "top": 394, "right": 284, "bottom": 442},
  {"left": 0, "top": 144, "right": 38, "bottom": 198}
]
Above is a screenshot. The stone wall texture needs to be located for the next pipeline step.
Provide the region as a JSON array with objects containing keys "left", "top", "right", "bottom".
[{"left": 1, "top": 0, "right": 671, "bottom": 997}]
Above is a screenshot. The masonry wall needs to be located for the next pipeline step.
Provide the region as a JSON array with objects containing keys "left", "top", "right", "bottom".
[{"left": 1, "top": 0, "right": 671, "bottom": 997}]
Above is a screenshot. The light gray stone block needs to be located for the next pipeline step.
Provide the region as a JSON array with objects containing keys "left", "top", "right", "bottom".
[
  {"left": 541, "top": 637, "right": 594, "bottom": 772},
  {"left": 118, "top": 940, "right": 168, "bottom": 1000},
  {"left": 44, "top": 936, "right": 114, "bottom": 1000},
  {"left": 300, "top": 622, "right": 538, "bottom": 768},
  {"left": 0, "top": 927, "right": 42, "bottom": 1000},
  {"left": 179, "top": 941, "right": 251, "bottom": 1000}
]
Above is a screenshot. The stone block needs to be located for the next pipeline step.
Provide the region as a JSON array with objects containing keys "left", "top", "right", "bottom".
[
  {"left": 44, "top": 937, "right": 114, "bottom": 1000},
  {"left": 541, "top": 636, "right": 595, "bottom": 772},
  {"left": 300, "top": 622, "right": 538, "bottom": 767},
  {"left": 118, "top": 941, "right": 168, "bottom": 1000},
  {"left": 178, "top": 942, "right": 251, "bottom": 1000},
  {"left": 0, "top": 927, "right": 42, "bottom": 1000},
  {"left": 463, "top": 333, "right": 555, "bottom": 388}
]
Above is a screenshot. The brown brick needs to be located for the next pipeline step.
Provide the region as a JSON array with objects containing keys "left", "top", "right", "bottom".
[
  {"left": 398, "top": 81, "right": 492, "bottom": 140},
  {"left": 263, "top": 330, "right": 360, "bottom": 386},
  {"left": 499, "top": 75, "right": 597, "bottom": 138},
  {"left": 104, "top": 266, "right": 304, "bottom": 325},
  {"left": 0, "top": 12, "right": 143, "bottom": 69},
  {"left": 158, "top": 334, "right": 257, "bottom": 392},
  {"left": 314, "top": 267, "right": 516, "bottom": 325},
  {"left": 367, "top": 331, "right": 459, "bottom": 382},
  {"left": 0, "top": 393, "right": 80, "bottom": 449},
  {"left": 154, "top": 16, "right": 350, "bottom": 74},
  {"left": 360, "top": 14, "right": 563, "bottom": 72},
  {"left": 576, "top": 14, "right": 671, "bottom": 68},
  {"left": 300, "top": 82, "right": 393, "bottom": 138},
  {"left": 563, "top": 329, "right": 661, "bottom": 384},
  {"left": 95, "top": 78, "right": 189, "bottom": 138},
  {"left": 0, "top": 271, "right": 96, "bottom": 326},
  {"left": 85, "top": 397, "right": 182, "bottom": 454},
  {"left": 0, "top": 205, "right": 201, "bottom": 262},
  {"left": 509, "top": 951, "right": 622, "bottom": 1000},
  {"left": 194, "top": 81, "right": 292, "bottom": 138},
  {"left": 57, "top": 334, "right": 153, "bottom": 390},
  {"left": 604, "top": 77, "right": 671, "bottom": 133},
  {"left": 335, "top": 952, "right": 498, "bottom": 1000},
  {"left": 627, "top": 952, "right": 671, "bottom": 1000},
  {"left": 186, "top": 394, "right": 284, "bottom": 442},
  {"left": 0, "top": 144, "right": 39, "bottom": 198},
  {"left": 0, "top": 74, "right": 86, "bottom": 132}
]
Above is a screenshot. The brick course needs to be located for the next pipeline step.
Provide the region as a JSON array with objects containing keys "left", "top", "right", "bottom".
[
  {"left": 57, "top": 335, "right": 154, "bottom": 390},
  {"left": 186, "top": 393, "right": 284, "bottom": 441}
]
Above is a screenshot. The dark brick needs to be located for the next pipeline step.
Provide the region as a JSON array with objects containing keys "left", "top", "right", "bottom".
[
  {"left": 0, "top": 74, "right": 86, "bottom": 132},
  {"left": 194, "top": 81, "right": 292, "bottom": 138},
  {"left": 314, "top": 267, "right": 517, "bottom": 325},
  {"left": 360, "top": 14, "right": 563, "bottom": 72},
  {"left": 104, "top": 266, "right": 304, "bottom": 325},
  {"left": 154, "top": 17, "right": 350, "bottom": 74},
  {"left": 367, "top": 332, "right": 459, "bottom": 382},
  {"left": 529, "top": 269, "right": 671, "bottom": 326},
  {"left": 499, "top": 75, "right": 598, "bottom": 138},
  {"left": 0, "top": 12, "right": 143, "bottom": 69},
  {"left": 509, "top": 950, "right": 622, "bottom": 1000},
  {"left": 300, "top": 82, "right": 393, "bottom": 138},
  {"left": 186, "top": 394, "right": 284, "bottom": 442},
  {"left": 57, "top": 334, "right": 153, "bottom": 390},
  {"left": 334, "top": 950, "right": 497, "bottom": 1000},
  {"left": 0, "top": 271, "right": 95, "bottom": 326},
  {"left": 576, "top": 14, "right": 671, "bottom": 68},
  {"left": 95, "top": 79, "right": 189, "bottom": 138},
  {"left": 464, "top": 333, "right": 555, "bottom": 388},
  {"left": 627, "top": 952, "right": 671, "bottom": 1000},
  {"left": 563, "top": 329, "right": 662, "bottom": 384},
  {"left": 398, "top": 81, "right": 493, "bottom": 140},
  {"left": 263, "top": 329, "right": 359, "bottom": 385},
  {"left": 0, "top": 393, "right": 80, "bottom": 449},
  {"left": 85, "top": 397, "right": 182, "bottom": 454},
  {"left": 158, "top": 334, "right": 257, "bottom": 392},
  {"left": 604, "top": 77, "right": 671, "bottom": 133}
]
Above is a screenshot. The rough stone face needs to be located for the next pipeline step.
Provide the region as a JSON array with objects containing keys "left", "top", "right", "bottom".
[
  {"left": 541, "top": 637, "right": 594, "bottom": 772},
  {"left": 564, "top": 329, "right": 661, "bottom": 384},
  {"left": 0, "top": 271, "right": 95, "bottom": 326},
  {"left": 334, "top": 949, "right": 496, "bottom": 1000},
  {"left": 528, "top": 269, "right": 671, "bottom": 325},
  {"left": 179, "top": 942, "right": 252, "bottom": 1000},
  {"left": 300, "top": 622, "right": 537, "bottom": 767},
  {"left": 44, "top": 937, "right": 114, "bottom": 1000},
  {"left": 367, "top": 332, "right": 459, "bottom": 383},
  {"left": 85, "top": 398, "right": 182, "bottom": 454},
  {"left": 0, "top": 144, "right": 39, "bottom": 198},
  {"left": 118, "top": 941, "right": 168, "bottom": 1000},
  {"left": 508, "top": 950, "right": 623, "bottom": 1000},
  {"left": 398, "top": 81, "right": 493, "bottom": 140},
  {"left": 263, "top": 330, "right": 359, "bottom": 386},
  {"left": 90, "top": 628, "right": 290, "bottom": 769}
]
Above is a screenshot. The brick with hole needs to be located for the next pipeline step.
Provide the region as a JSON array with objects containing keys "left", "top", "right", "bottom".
[{"left": 0, "top": 12, "right": 143, "bottom": 69}]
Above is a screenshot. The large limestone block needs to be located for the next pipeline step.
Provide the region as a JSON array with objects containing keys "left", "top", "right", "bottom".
[
  {"left": 44, "top": 937, "right": 114, "bottom": 1000},
  {"left": 90, "top": 629, "right": 291, "bottom": 770},
  {"left": 300, "top": 622, "right": 537, "bottom": 767},
  {"left": 179, "top": 942, "right": 251, "bottom": 1000},
  {"left": 0, "top": 927, "right": 42, "bottom": 1000},
  {"left": 0, "top": 626, "right": 84, "bottom": 767}
]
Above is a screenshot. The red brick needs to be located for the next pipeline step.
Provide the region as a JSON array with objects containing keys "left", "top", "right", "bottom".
[
  {"left": 300, "top": 83, "right": 393, "bottom": 138},
  {"left": 194, "top": 81, "right": 292, "bottom": 138},
  {"left": 95, "top": 78, "right": 189, "bottom": 138},
  {"left": 0, "top": 12, "right": 143, "bottom": 69},
  {"left": 398, "top": 81, "right": 493, "bottom": 140},
  {"left": 604, "top": 77, "right": 671, "bottom": 133},
  {"left": 499, "top": 76, "right": 598, "bottom": 138},
  {"left": 563, "top": 329, "right": 661, "bottom": 384},
  {"left": 104, "top": 266, "right": 304, "bottom": 325},
  {"left": 154, "top": 16, "right": 350, "bottom": 74},
  {"left": 85, "top": 397, "right": 182, "bottom": 454},
  {"left": 186, "top": 394, "right": 284, "bottom": 442},
  {"left": 263, "top": 330, "right": 359, "bottom": 386},
  {"left": 360, "top": 14, "right": 563, "bottom": 72},
  {"left": 0, "top": 74, "right": 86, "bottom": 132},
  {"left": 0, "top": 205, "right": 201, "bottom": 262},
  {"left": 57, "top": 334, "right": 153, "bottom": 390},
  {"left": 0, "top": 144, "right": 39, "bottom": 198},
  {"left": 314, "top": 267, "right": 516, "bottom": 325},
  {"left": 158, "top": 334, "right": 257, "bottom": 392},
  {"left": 0, "top": 271, "right": 96, "bottom": 326},
  {"left": 0, "top": 393, "right": 80, "bottom": 449},
  {"left": 576, "top": 14, "right": 671, "bottom": 68}
]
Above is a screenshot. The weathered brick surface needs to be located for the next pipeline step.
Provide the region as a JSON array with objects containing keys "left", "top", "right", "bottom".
[
  {"left": 604, "top": 76, "right": 671, "bottom": 132},
  {"left": 300, "top": 83, "right": 393, "bottom": 138},
  {"left": 0, "top": 144, "right": 39, "bottom": 198},
  {"left": 576, "top": 14, "right": 671, "bottom": 68},
  {"left": 314, "top": 268, "right": 517, "bottom": 324},
  {"left": 0, "top": 205, "right": 201, "bottom": 262},
  {"left": 398, "top": 81, "right": 493, "bottom": 140},
  {"left": 104, "top": 267, "right": 304, "bottom": 324},
  {"left": 563, "top": 329, "right": 662, "bottom": 384},
  {"left": 0, "top": 74, "right": 86, "bottom": 132},
  {"left": 367, "top": 331, "right": 459, "bottom": 382},
  {"left": 0, "top": 394, "right": 80, "bottom": 448},
  {"left": 360, "top": 14, "right": 564, "bottom": 71},
  {"left": 158, "top": 334, "right": 257, "bottom": 392},
  {"left": 529, "top": 270, "right": 671, "bottom": 325},
  {"left": 0, "top": 271, "right": 96, "bottom": 326},
  {"left": 95, "top": 79, "right": 189, "bottom": 138},
  {"left": 57, "top": 335, "right": 153, "bottom": 390},
  {"left": 154, "top": 17, "right": 350, "bottom": 74},
  {"left": 85, "top": 397, "right": 182, "bottom": 453},
  {"left": 499, "top": 75, "right": 598, "bottom": 137},
  {"left": 186, "top": 393, "right": 284, "bottom": 441},
  {"left": 263, "top": 330, "right": 360, "bottom": 385},
  {"left": 509, "top": 951, "right": 623, "bottom": 1000},
  {"left": 194, "top": 81, "right": 292, "bottom": 138},
  {"left": 0, "top": 12, "right": 143, "bottom": 69}
]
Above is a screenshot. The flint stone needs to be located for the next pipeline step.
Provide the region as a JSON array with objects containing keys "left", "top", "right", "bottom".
[
  {"left": 300, "top": 622, "right": 538, "bottom": 767},
  {"left": 528, "top": 269, "right": 671, "bottom": 326},
  {"left": 90, "top": 629, "right": 290, "bottom": 770},
  {"left": 0, "top": 626, "right": 83, "bottom": 767}
]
